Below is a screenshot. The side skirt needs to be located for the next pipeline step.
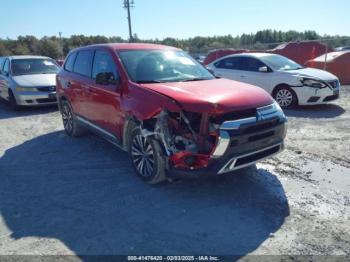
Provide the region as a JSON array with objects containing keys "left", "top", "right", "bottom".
[{"left": 75, "top": 115, "right": 126, "bottom": 151}]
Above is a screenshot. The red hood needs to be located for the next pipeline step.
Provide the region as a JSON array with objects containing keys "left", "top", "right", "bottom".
[{"left": 140, "top": 78, "right": 273, "bottom": 113}]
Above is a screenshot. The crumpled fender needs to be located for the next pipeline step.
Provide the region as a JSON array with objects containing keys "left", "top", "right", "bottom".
[{"left": 121, "top": 84, "right": 182, "bottom": 120}]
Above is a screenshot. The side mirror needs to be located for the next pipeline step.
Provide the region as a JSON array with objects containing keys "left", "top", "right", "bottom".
[
  {"left": 258, "top": 66, "right": 269, "bottom": 73},
  {"left": 96, "top": 72, "right": 120, "bottom": 85}
]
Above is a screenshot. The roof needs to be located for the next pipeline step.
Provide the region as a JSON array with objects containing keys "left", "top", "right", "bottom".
[
  {"left": 74, "top": 43, "right": 180, "bottom": 52},
  {"left": 8, "top": 55, "right": 51, "bottom": 60},
  {"left": 313, "top": 51, "right": 350, "bottom": 62},
  {"left": 224, "top": 52, "right": 275, "bottom": 58}
]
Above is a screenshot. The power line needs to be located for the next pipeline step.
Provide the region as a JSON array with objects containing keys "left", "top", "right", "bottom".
[{"left": 123, "top": 0, "right": 135, "bottom": 42}]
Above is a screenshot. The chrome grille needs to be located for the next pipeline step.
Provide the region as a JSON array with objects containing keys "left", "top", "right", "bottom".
[{"left": 37, "top": 86, "right": 56, "bottom": 92}]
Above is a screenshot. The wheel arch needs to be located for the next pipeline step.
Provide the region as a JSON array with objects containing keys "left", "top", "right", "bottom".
[
  {"left": 272, "top": 83, "right": 299, "bottom": 106},
  {"left": 57, "top": 95, "right": 69, "bottom": 112},
  {"left": 272, "top": 83, "right": 292, "bottom": 96},
  {"left": 122, "top": 114, "right": 168, "bottom": 156},
  {"left": 122, "top": 115, "right": 141, "bottom": 151}
]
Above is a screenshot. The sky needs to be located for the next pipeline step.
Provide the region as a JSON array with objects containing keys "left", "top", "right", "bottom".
[{"left": 1, "top": 0, "right": 349, "bottom": 40}]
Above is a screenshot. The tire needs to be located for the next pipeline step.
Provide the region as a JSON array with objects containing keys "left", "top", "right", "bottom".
[
  {"left": 61, "top": 100, "right": 85, "bottom": 137},
  {"left": 128, "top": 127, "right": 167, "bottom": 184},
  {"left": 273, "top": 86, "right": 298, "bottom": 108},
  {"left": 8, "top": 90, "right": 20, "bottom": 111}
]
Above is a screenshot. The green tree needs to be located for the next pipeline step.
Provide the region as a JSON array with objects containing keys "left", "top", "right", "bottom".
[{"left": 40, "top": 37, "right": 62, "bottom": 59}]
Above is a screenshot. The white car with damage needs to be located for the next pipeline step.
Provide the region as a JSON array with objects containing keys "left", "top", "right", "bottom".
[{"left": 207, "top": 53, "right": 341, "bottom": 108}]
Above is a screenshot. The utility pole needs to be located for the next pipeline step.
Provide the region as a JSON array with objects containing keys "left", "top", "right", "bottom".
[
  {"left": 123, "top": 0, "right": 134, "bottom": 42},
  {"left": 59, "top": 32, "right": 63, "bottom": 59}
]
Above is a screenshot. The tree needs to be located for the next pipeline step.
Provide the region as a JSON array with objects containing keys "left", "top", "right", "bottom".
[
  {"left": 0, "top": 42, "right": 11, "bottom": 56},
  {"left": 40, "top": 37, "right": 62, "bottom": 59}
]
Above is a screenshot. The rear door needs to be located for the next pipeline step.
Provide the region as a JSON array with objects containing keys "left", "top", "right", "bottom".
[
  {"left": 85, "top": 49, "right": 123, "bottom": 139},
  {"left": 212, "top": 57, "right": 242, "bottom": 81},
  {"left": 70, "top": 50, "right": 94, "bottom": 118}
]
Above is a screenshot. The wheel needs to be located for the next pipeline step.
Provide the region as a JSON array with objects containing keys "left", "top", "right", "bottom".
[
  {"left": 128, "top": 128, "right": 167, "bottom": 184},
  {"left": 61, "top": 100, "right": 85, "bottom": 137},
  {"left": 8, "top": 90, "right": 20, "bottom": 111},
  {"left": 273, "top": 86, "right": 298, "bottom": 108}
]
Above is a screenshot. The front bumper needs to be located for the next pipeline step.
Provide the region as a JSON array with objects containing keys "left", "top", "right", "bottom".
[
  {"left": 167, "top": 103, "right": 287, "bottom": 178},
  {"left": 291, "top": 84, "right": 340, "bottom": 105},
  {"left": 14, "top": 91, "right": 57, "bottom": 106}
]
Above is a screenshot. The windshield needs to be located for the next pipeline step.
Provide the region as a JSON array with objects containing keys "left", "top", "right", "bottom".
[
  {"left": 11, "top": 59, "right": 59, "bottom": 76},
  {"left": 118, "top": 50, "right": 214, "bottom": 83},
  {"left": 261, "top": 55, "right": 303, "bottom": 71}
]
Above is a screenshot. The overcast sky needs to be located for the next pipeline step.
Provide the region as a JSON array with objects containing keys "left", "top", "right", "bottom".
[{"left": 1, "top": 0, "right": 349, "bottom": 39}]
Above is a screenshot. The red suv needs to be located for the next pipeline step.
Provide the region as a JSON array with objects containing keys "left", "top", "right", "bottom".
[{"left": 56, "top": 43, "right": 287, "bottom": 184}]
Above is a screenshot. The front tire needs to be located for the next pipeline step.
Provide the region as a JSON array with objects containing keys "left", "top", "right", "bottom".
[
  {"left": 128, "top": 128, "right": 167, "bottom": 184},
  {"left": 273, "top": 86, "right": 298, "bottom": 108},
  {"left": 61, "top": 100, "right": 85, "bottom": 137},
  {"left": 9, "top": 90, "right": 20, "bottom": 111}
]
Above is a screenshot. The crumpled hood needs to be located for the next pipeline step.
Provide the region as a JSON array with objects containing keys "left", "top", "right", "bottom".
[
  {"left": 12, "top": 74, "right": 56, "bottom": 87},
  {"left": 140, "top": 78, "right": 273, "bottom": 113},
  {"left": 286, "top": 67, "right": 337, "bottom": 81}
]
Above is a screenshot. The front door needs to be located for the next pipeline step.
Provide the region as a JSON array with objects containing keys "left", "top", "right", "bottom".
[
  {"left": 85, "top": 49, "right": 123, "bottom": 139},
  {"left": 234, "top": 57, "right": 273, "bottom": 91},
  {"left": 0, "top": 59, "right": 11, "bottom": 100}
]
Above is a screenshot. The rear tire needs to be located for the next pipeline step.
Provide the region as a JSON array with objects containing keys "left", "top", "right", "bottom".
[
  {"left": 8, "top": 90, "right": 20, "bottom": 111},
  {"left": 61, "top": 100, "right": 85, "bottom": 137},
  {"left": 273, "top": 86, "right": 298, "bottom": 108},
  {"left": 128, "top": 128, "right": 167, "bottom": 184}
]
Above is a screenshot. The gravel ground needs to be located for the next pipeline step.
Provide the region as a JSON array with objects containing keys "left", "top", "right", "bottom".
[{"left": 0, "top": 87, "right": 349, "bottom": 259}]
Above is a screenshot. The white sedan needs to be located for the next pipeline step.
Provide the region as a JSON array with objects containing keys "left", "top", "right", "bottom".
[{"left": 207, "top": 53, "right": 341, "bottom": 108}]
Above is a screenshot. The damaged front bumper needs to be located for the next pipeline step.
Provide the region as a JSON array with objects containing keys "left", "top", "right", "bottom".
[{"left": 166, "top": 102, "right": 287, "bottom": 178}]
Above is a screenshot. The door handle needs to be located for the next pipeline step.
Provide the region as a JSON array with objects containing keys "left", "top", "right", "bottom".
[{"left": 240, "top": 75, "right": 247, "bottom": 78}]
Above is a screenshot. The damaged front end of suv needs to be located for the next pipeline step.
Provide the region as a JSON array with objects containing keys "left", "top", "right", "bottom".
[
  {"left": 127, "top": 95, "right": 287, "bottom": 184},
  {"left": 117, "top": 47, "right": 287, "bottom": 184}
]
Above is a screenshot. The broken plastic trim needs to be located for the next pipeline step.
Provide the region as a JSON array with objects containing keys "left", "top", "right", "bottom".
[{"left": 140, "top": 109, "right": 202, "bottom": 157}]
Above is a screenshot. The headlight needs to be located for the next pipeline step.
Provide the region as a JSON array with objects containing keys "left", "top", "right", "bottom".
[
  {"left": 301, "top": 78, "right": 327, "bottom": 88},
  {"left": 16, "top": 87, "right": 37, "bottom": 92},
  {"left": 273, "top": 101, "right": 286, "bottom": 119}
]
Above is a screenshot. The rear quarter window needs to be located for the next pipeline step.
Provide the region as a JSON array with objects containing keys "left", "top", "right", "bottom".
[
  {"left": 64, "top": 52, "right": 77, "bottom": 72},
  {"left": 73, "top": 50, "right": 94, "bottom": 77}
]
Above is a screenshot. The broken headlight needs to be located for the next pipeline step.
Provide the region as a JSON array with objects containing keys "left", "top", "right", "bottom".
[{"left": 301, "top": 78, "right": 327, "bottom": 88}]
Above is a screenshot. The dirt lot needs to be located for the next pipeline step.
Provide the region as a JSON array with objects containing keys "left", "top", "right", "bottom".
[{"left": 0, "top": 87, "right": 349, "bottom": 259}]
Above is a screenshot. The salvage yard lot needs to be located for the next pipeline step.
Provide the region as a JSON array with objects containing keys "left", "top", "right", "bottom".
[{"left": 0, "top": 87, "right": 349, "bottom": 256}]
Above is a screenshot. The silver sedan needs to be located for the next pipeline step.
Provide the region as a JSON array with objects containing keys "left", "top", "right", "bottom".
[{"left": 0, "top": 55, "right": 59, "bottom": 110}]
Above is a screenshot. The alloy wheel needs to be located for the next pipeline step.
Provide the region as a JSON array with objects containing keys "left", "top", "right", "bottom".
[
  {"left": 131, "top": 134, "right": 155, "bottom": 177},
  {"left": 62, "top": 103, "right": 73, "bottom": 134},
  {"left": 276, "top": 89, "right": 293, "bottom": 107}
]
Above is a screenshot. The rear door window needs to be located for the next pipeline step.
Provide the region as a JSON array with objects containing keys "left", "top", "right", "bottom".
[
  {"left": 73, "top": 50, "right": 94, "bottom": 77},
  {"left": 238, "top": 57, "right": 266, "bottom": 72},
  {"left": 214, "top": 57, "right": 240, "bottom": 70}
]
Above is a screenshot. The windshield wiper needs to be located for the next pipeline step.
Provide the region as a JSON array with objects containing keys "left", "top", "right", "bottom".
[
  {"left": 136, "top": 80, "right": 163, "bottom": 83},
  {"left": 181, "top": 77, "right": 212, "bottom": 82}
]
